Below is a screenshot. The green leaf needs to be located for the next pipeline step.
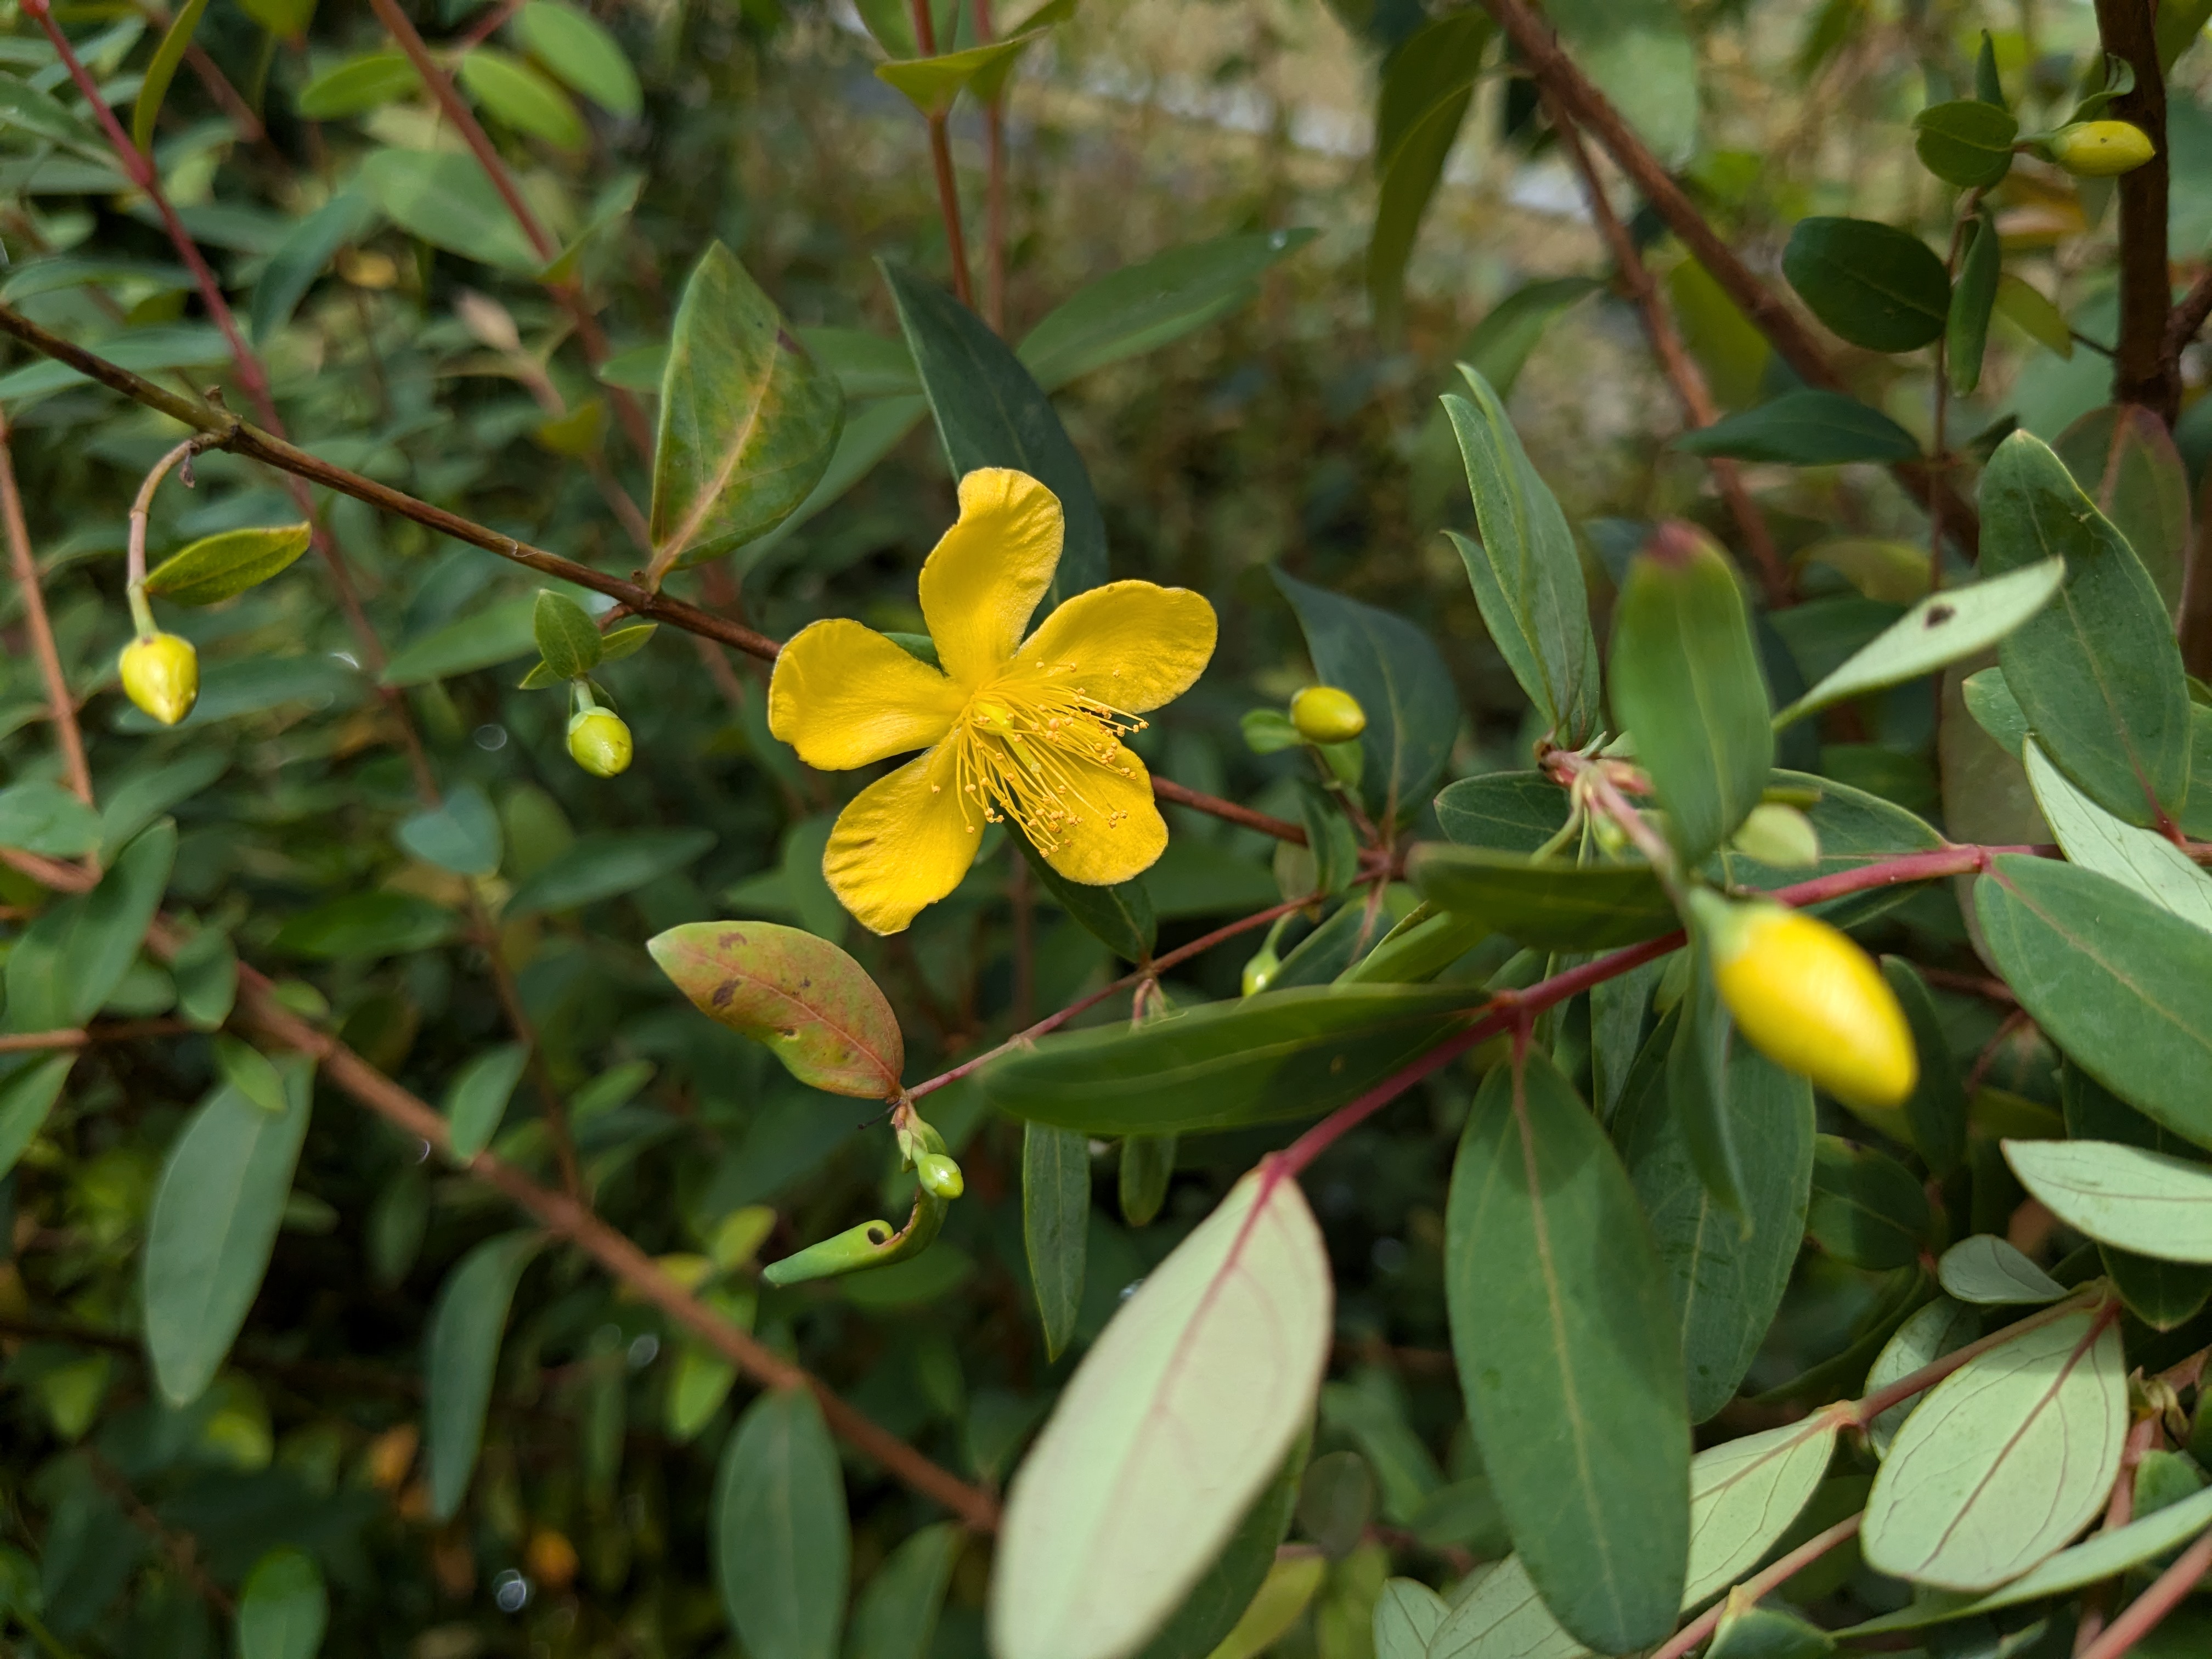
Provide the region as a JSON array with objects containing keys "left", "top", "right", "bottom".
[
  {"left": 531, "top": 589, "right": 602, "bottom": 680},
  {"left": 142, "top": 1063, "right": 313, "bottom": 1406},
  {"left": 1881, "top": 957, "right": 1967, "bottom": 1176},
  {"left": 215, "top": 1035, "right": 287, "bottom": 1115},
  {"left": 1995, "top": 271, "right": 2072, "bottom": 358},
  {"left": 875, "top": 34, "right": 1037, "bottom": 116},
  {"left": 1782, "top": 217, "right": 1951, "bottom": 353},
  {"left": 2055, "top": 404, "right": 2191, "bottom": 617},
  {"left": 1937, "top": 1235, "right": 2067, "bottom": 1304},
  {"left": 296, "top": 52, "right": 420, "bottom": 119},
  {"left": 2025, "top": 740, "right": 2212, "bottom": 932},
  {"left": 130, "top": 0, "right": 212, "bottom": 154},
  {"left": 714, "top": 1388, "right": 849, "bottom": 1659},
  {"left": 650, "top": 919, "right": 904, "bottom": 1099},
  {"left": 1666, "top": 935, "right": 1741, "bottom": 1213},
  {"left": 359, "top": 148, "right": 542, "bottom": 274},
  {"left": 598, "top": 622, "right": 656, "bottom": 663},
  {"left": 1014, "top": 826, "right": 1154, "bottom": 960},
  {"left": 1366, "top": 14, "right": 1489, "bottom": 334},
  {"left": 1608, "top": 523, "right": 1774, "bottom": 862},
  {"left": 1459, "top": 278, "right": 1601, "bottom": 400},
  {"left": 883, "top": 261, "right": 1107, "bottom": 604},
  {"left": 398, "top": 782, "right": 503, "bottom": 879},
  {"left": 1131, "top": 1436, "right": 1308, "bottom": 1659},
  {"left": 1713, "top": 770, "right": 1946, "bottom": 928},
  {"left": 1948, "top": 211, "right": 2000, "bottom": 394},
  {"left": 143, "top": 523, "right": 312, "bottom": 606},
  {"left": 0, "top": 323, "right": 230, "bottom": 404},
  {"left": 380, "top": 595, "right": 539, "bottom": 686},
  {"left": 170, "top": 924, "right": 237, "bottom": 1030},
  {"left": 981, "top": 985, "right": 1477, "bottom": 1135},
  {"left": 2005, "top": 1138, "right": 2212, "bottom": 1263},
  {"left": 272, "top": 891, "right": 456, "bottom": 960},
  {"left": 514, "top": 0, "right": 640, "bottom": 117},
  {"left": 1807, "top": 1136, "right": 1929, "bottom": 1270},
  {"left": 1445, "top": 1052, "right": 1689, "bottom": 1652},
  {"left": 1979, "top": 430, "right": 2190, "bottom": 826},
  {"left": 0, "top": 1056, "right": 76, "bottom": 1183},
  {"left": 2, "top": 821, "right": 175, "bottom": 1033},
  {"left": 651, "top": 242, "right": 844, "bottom": 571},
  {"left": 851, "top": 1523, "right": 962, "bottom": 1659},
  {"left": 0, "top": 781, "right": 100, "bottom": 857},
  {"left": 1372, "top": 1578, "right": 1448, "bottom": 1659},
  {"left": 1975, "top": 855, "right": 2212, "bottom": 1148},
  {"left": 1674, "top": 390, "right": 1921, "bottom": 465},
  {"left": 990, "top": 1170, "right": 1331, "bottom": 1659},
  {"left": 1620, "top": 1030, "right": 1815, "bottom": 1423},
  {"left": 1424, "top": 1555, "right": 1589, "bottom": 1659},
  {"left": 1432, "top": 770, "right": 1568, "bottom": 852},
  {"left": 1861, "top": 1307, "right": 2125, "bottom": 1590},
  {"left": 1407, "top": 843, "right": 1674, "bottom": 950},
  {"left": 458, "top": 47, "right": 584, "bottom": 146},
  {"left": 1441, "top": 370, "right": 1602, "bottom": 746},
  {"left": 1018, "top": 229, "right": 1317, "bottom": 392},
  {"left": 426, "top": 1229, "right": 541, "bottom": 1519},
  {"left": 1773, "top": 557, "right": 2066, "bottom": 726},
  {"left": 1912, "top": 99, "right": 2019, "bottom": 187},
  {"left": 731, "top": 394, "right": 932, "bottom": 572},
  {"left": 1708, "top": 1607, "right": 1834, "bottom": 1659},
  {"left": 2160, "top": 0, "right": 2212, "bottom": 67},
  {"left": 236, "top": 1549, "right": 327, "bottom": 1659},
  {"left": 444, "top": 1042, "right": 530, "bottom": 1161},
  {"left": 1683, "top": 1413, "right": 1844, "bottom": 1605},
  {"left": 2059, "top": 1068, "right": 2212, "bottom": 1327},
  {"left": 797, "top": 326, "right": 918, "bottom": 400},
  {"left": 1022, "top": 1123, "right": 1088, "bottom": 1361},
  {"left": 1548, "top": 0, "right": 1699, "bottom": 166},
  {"left": 506, "top": 828, "right": 714, "bottom": 917},
  {"left": 1866, "top": 1297, "right": 1980, "bottom": 1455}
]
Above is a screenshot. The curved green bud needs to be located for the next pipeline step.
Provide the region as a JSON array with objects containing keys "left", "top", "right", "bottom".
[
  {"left": 759, "top": 1181, "right": 950, "bottom": 1287},
  {"left": 916, "top": 1152, "right": 964, "bottom": 1199}
]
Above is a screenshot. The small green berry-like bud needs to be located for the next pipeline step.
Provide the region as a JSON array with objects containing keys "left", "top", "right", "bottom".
[
  {"left": 1240, "top": 943, "right": 1280, "bottom": 997},
  {"left": 1289, "top": 685, "right": 1367, "bottom": 744},
  {"left": 119, "top": 631, "right": 199, "bottom": 726},
  {"left": 916, "top": 1152, "right": 964, "bottom": 1199},
  {"left": 1729, "top": 802, "right": 1821, "bottom": 868},
  {"left": 2049, "top": 120, "right": 2155, "bottom": 177},
  {"left": 566, "top": 707, "right": 633, "bottom": 777}
]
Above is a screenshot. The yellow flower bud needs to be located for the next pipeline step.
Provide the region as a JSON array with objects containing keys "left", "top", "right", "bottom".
[
  {"left": 916, "top": 1152, "right": 964, "bottom": 1199},
  {"left": 1289, "top": 685, "right": 1367, "bottom": 744},
  {"left": 1690, "top": 891, "right": 1917, "bottom": 1110},
  {"left": 118, "top": 631, "right": 199, "bottom": 726},
  {"left": 2049, "top": 120, "right": 2155, "bottom": 177},
  {"left": 566, "top": 707, "right": 633, "bottom": 777}
]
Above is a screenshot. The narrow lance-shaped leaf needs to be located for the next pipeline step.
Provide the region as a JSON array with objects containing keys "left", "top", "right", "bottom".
[
  {"left": 1366, "top": 15, "right": 1489, "bottom": 335},
  {"left": 444, "top": 1043, "right": 531, "bottom": 1161},
  {"left": 1446, "top": 1051, "right": 1690, "bottom": 1652},
  {"left": 2023, "top": 740, "right": 2212, "bottom": 934},
  {"left": 1022, "top": 1122, "right": 1090, "bottom": 1361},
  {"left": 236, "top": 1548, "right": 328, "bottom": 1659},
  {"left": 1667, "top": 933, "right": 1743, "bottom": 1214},
  {"left": 1674, "top": 390, "right": 1920, "bottom": 465},
  {"left": 650, "top": 241, "right": 844, "bottom": 577},
  {"left": 143, "top": 523, "right": 312, "bottom": 606},
  {"left": 715, "top": 1387, "right": 851, "bottom": 1659},
  {"left": 990, "top": 1169, "right": 1333, "bottom": 1659},
  {"left": 131, "top": 0, "right": 213, "bottom": 153},
  {"left": 850, "top": 1522, "right": 963, "bottom": 1659},
  {"left": 2058, "top": 1068, "right": 2212, "bottom": 1328},
  {"left": 426, "top": 1229, "right": 543, "bottom": 1519},
  {"left": 2005, "top": 1138, "right": 2212, "bottom": 1264},
  {"left": 650, "top": 921, "right": 904, "bottom": 1098},
  {"left": 0, "top": 1055, "right": 75, "bottom": 1184},
  {"left": 1948, "top": 209, "right": 2000, "bottom": 395}
]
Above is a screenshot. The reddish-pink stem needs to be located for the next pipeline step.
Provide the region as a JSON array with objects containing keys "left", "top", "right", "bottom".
[
  {"left": 1648, "top": 1514, "right": 1864, "bottom": 1659},
  {"left": 2078, "top": 1523, "right": 2212, "bottom": 1659}
]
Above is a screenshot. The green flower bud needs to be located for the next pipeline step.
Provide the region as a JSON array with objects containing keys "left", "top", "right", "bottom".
[
  {"left": 1240, "top": 942, "right": 1280, "bottom": 997},
  {"left": 1729, "top": 802, "right": 1821, "bottom": 868},
  {"left": 1289, "top": 685, "right": 1367, "bottom": 745},
  {"left": 119, "top": 631, "right": 199, "bottom": 726},
  {"left": 2049, "top": 120, "right": 2155, "bottom": 177},
  {"left": 916, "top": 1152, "right": 964, "bottom": 1199},
  {"left": 567, "top": 707, "right": 633, "bottom": 777}
]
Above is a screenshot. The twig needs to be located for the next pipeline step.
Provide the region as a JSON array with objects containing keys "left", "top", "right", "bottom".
[
  {"left": 1477, "top": 0, "right": 1980, "bottom": 554},
  {"left": 1542, "top": 97, "right": 1787, "bottom": 606},
  {"left": 909, "top": 0, "right": 974, "bottom": 307},
  {"left": 2077, "top": 1523, "right": 2212, "bottom": 1659},
  {"left": 2092, "top": 0, "right": 2177, "bottom": 422},
  {"left": 973, "top": 0, "right": 1008, "bottom": 331},
  {"left": 1152, "top": 776, "right": 1306, "bottom": 844},
  {"left": 1647, "top": 1514, "right": 1863, "bottom": 1659},
  {"left": 470, "top": 896, "right": 584, "bottom": 1198},
  {"left": 0, "top": 414, "right": 92, "bottom": 808}
]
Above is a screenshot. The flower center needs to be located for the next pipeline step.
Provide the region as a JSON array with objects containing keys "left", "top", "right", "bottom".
[{"left": 940, "top": 664, "right": 1146, "bottom": 853}]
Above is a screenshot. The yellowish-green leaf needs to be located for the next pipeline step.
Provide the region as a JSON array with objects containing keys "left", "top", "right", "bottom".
[
  {"left": 2024, "top": 740, "right": 2212, "bottom": 934},
  {"left": 1425, "top": 1556, "right": 1590, "bottom": 1659},
  {"left": 144, "top": 523, "right": 313, "bottom": 606},
  {"left": 1203, "top": 1553, "right": 1324, "bottom": 1659},
  {"left": 456, "top": 48, "right": 585, "bottom": 149},
  {"left": 131, "top": 0, "right": 213, "bottom": 154},
  {"left": 1865, "top": 1297, "right": 1980, "bottom": 1456},
  {"left": 1936, "top": 1234, "right": 2068, "bottom": 1305},
  {"left": 1682, "top": 1410, "right": 1846, "bottom": 1606},
  {"left": 515, "top": 0, "right": 640, "bottom": 118},
  {"left": 2006, "top": 1137, "right": 2212, "bottom": 1263}
]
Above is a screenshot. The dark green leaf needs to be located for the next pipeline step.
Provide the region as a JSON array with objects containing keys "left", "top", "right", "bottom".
[
  {"left": 143, "top": 523, "right": 313, "bottom": 605},
  {"left": 1912, "top": 99, "right": 2019, "bottom": 187},
  {"left": 1979, "top": 430, "right": 2189, "bottom": 824},
  {"left": 1022, "top": 1122, "right": 1089, "bottom": 1361},
  {"left": 1712, "top": 770, "right": 1946, "bottom": 928},
  {"left": 651, "top": 242, "right": 844, "bottom": 571},
  {"left": 1118, "top": 1132, "right": 1175, "bottom": 1227},
  {"left": 1432, "top": 771, "right": 1570, "bottom": 853},
  {"left": 1782, "top": 217, "right": 1951, "bottom": 353},
  {"left": 1445, "top": 1051, "right": 1689, "bottom": 1651},
  {"left": 131, "top": 0, "right": 213, "bottom": 154},
  {"left": 272, "top": 891, "right": 456, "bottom": 960},
  {"left": 2055, "top": 404, "right": 2191, "bottom": 617},
  {"left": 1407, "top": 843, "right": 1675, "bottom": 950},
  {"left": 1709, "top": 1606, "right": 1835, "bottom": 1659},
  {"left": 850, "top": 1523, "right": 963, "bottom": 1659},
  {"left": 170, "top": 924, "right": 236, "bottom": 1030},
  {"left": 0, "top": 781, "right": 100, "bottom": 857},
  {"left": 1948, "top": 211, "right": 2000, "bottom": 394},
  {"left": 1015, "top": 828, "right": 1155, "bottom": 960},
  {"left": 1272, "top": 568, "right": 1458, "bottom": 825},
  {"left": 426, "top": 1231, "right": 541, "bottom": 1517},
  {"left": 142, "top": 1062, "right": 312, "bottom": 1406},
  {"left": 507, "top": 828, "right": 714, "bottom": 917},
  {"left": 714, "top": 1387, "right": 850, "bottom": 1659},
  {"left": 0, "top": 1055, "right": 76, "bottom": 1183},
  {"left": 981, "top": 985, "right": 1478, "bottom": 1135},
  {"left": 1458, "top": 278, "right": 1601, "bottom": 400},
  {"left": 2159, "top": 0, "right": 2212, "bottom": 69},
  {"left": 1807, "top": 1136, "right": 1929, "bottom": 1269},
  {"left": 883, "top": 261, "right": 1106, "bottom": 603},
  {"left": 1367, "top": 14, "right": 1489, "bottom": 333},
  {"left": 2, "top": 821, "right": 175, "bottom": 1032},
  {"left": 444, "top": 1042, "right": 530, "bottom": 1161},
  {"left": 1441, "top": 369, "right": 1602, "bottom": 745},
  {"left": 1675, "top": 390, "right": 1921, "bottom": 465},
  {"left": 1667, "top": 933, "right": 1743, "bottom": 1213},
  {"left": 397, "top": 782, "right": 503, "bottom": 878},
  {"left": 1609, "top": 523, "right": 1774, "bottom": 862},
  {"left": 236, "top": 1548, "right": 327, "bottom": 1659},
  {"left": 1881, "top": 958, "right": 1967, "bottom": 1176},
  {"left": 380, "top": 596, "right": 538, "bottom": 687}
]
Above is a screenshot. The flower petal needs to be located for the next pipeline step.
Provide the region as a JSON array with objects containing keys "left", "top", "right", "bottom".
[
  {"left": 919, "top": 469, "right": 1064, "bottom": 687},
  {"left": 1011, "top": 581, "right": 1217, "bottom": 713},
  {"left": 1039, "top": 743, "right": 1168, "bottom": 888},
  {"left": 823, "top": 744, "right": 985, "bottom": 934},
  {"left": 768, "top": 618, "right": 966, "bottom": 771}
]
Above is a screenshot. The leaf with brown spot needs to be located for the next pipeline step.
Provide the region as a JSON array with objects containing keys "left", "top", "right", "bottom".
[{"left": 649, "top": 920, "right": 904, "bottom": 1099}]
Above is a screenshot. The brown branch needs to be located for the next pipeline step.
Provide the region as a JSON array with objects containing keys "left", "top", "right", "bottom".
[
  {"left": 1479, "top": 0, "right": 1980, "bottom": 555},
  {"left": 1542, "top": 99, "right": 1788, "bottom": 607},
  {"left": 2094, "top": 0, "right": 2177, "bottom": 422},
  {"left": 468, "top": 896, "right": 583, "bottom": 1199},
  {"left": 0, "top": 414, "right": 92, "bottom": 809},
  {"left": 2168, "top": 268, "right": 2212, "bottom": 364},
  {"left": 973, "top": 0, "right": 1008, "bottom": 331},
  {"left": 909, "top": 0, "right": 975, "bottom": 307},
  {"left": 1152, "top": 776, "right": 1305, "bottom": 844},
  {"left": 2181, "top": 473, "right": 2212, "bottom": 682}
]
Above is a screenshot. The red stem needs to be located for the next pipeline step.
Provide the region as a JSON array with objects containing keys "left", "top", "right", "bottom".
[
  {"left": 2078, "top": 1523, "right": 2212, "bottom": 1659},
  {"left": 1647, "top": 1514, "right": 1864, "bottom": 1659}
]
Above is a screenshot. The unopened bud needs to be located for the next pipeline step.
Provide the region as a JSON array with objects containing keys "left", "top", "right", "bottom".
[
  {"left": 1240, "top": 943, "right": 1280, "bottom": 997},
  {"left": 2049, "top": 120, "right": 2154, "bottom": 177},
  {"left": 566, "top": 707, "right": 632, "bottom": 777},
  {"left": 916, "top": 1152, "right": 964, "bottom": 1199},
  {"left": 1290, "top": 685, "right": 1367, "bottom": 744},
  {"left": 1730, "top": 803, "right": 1821, "bottom": 868},
  {"left": 119, "top": 631, "right": 199, "bottom": 726}
]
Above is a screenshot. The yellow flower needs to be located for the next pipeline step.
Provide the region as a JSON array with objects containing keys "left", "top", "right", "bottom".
[{"left": 769, "top": 469, "right": 1217, "bottom": 935}]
